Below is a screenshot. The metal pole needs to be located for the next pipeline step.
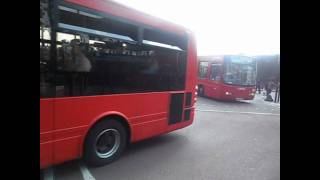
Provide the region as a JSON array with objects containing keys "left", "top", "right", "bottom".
[
  {"left": 277, "top": 83, "right": 280, "bottom": 103},
  {"left": 276, "top": 55, "right": 280, "bottom": 103},
  {"left": 41, "top": 26, "right": 44, "bottom": 47},
  {"left": 274, "top": 81, "right": 278, "bottom": 103},
  {"left": 41, "top": 26, "right": 44, "bottom": 58}
]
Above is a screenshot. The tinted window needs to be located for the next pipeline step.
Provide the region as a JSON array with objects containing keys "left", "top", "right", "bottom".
[
  {"left": 224, "top": 56, "right": 256, "bottom": 86},
  {"left": 40, "top": 0, "right": 55, "bottom": 98},
  {"left": 210, "top": 65, "right": 220, "bottom": 80},
  {"left": 198, "top": 62, "right": 208, "bottom": 78},
  {"left": 53, "top": 5, "right": 188, "bottom": 97}
]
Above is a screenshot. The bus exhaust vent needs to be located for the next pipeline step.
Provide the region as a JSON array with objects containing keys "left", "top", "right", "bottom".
[{"left": 169, "top": 93, "right": 184, "bottom": 125}]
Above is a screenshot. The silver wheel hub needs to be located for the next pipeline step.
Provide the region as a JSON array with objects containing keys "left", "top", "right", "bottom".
[{"left": 95, "top": 129, "right": 121, "bottom": 158}]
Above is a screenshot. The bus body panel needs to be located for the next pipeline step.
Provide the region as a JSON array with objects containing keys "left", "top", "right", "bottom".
[
  {"left": 198, "top": 78, "right": 222, "bottom": 98},
  {"left": 43, "top": 92, "right": 194, "bottom": 168},
  {"left": 51, "top": 92, "right": 160, "bottom": 166},
  {"left": 218, "top": 83, "right": 255, "bottom": 100},
  {"left": 185, "top": 34, "right": 198, "bottom": 91},
  {"left": 200, "top": 80, "right": 255, "bottom": 100},
  {"left": 206, "top": 81, "right": 221, "bottom": 98},
  {"left": 40, "top": 99, "right": 54, "bottom": 168}
]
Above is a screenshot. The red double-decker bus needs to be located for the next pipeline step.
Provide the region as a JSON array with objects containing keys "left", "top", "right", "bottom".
[
  {"left": 197, "top": 55, "right": 256, "bottom": 101},
  {"left": 40, "top": 0, "right": 197, "bottom": 168}
]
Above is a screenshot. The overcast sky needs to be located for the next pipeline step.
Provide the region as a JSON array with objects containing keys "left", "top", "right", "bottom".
[{"left": 114, "top": 0, "right": 280, "bottom": 56}]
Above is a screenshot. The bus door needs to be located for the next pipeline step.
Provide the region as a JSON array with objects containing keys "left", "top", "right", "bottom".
[{"left": 208, "top": 64, "right": 222, "bottom": 98}]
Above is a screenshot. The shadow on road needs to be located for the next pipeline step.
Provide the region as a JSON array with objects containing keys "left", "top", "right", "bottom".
[
  {"left": 43, "top": 133, "right": 186, "bottom": 177},
  {"left": 124, "top": 133, "right": 186, "bottom": 157},
  {"left": 198, "top": 96, "right": 253, "bottom": 105},
  {"left": 89, "top": 133, "right": 189, "bottom": 179}
]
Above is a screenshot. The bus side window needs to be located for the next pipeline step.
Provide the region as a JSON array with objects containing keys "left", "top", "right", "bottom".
[
  {"left": 198, "top": 62, "right": 209, "bottom": 78},
  {"left": 53, "top": 5, "right": 188, "bottom": 97},
  {"left": 210, "top": 65, "right": 221, "bottom": 81},
  {"left": 40, "top": 0, "right": 55, "bottom": 98}
]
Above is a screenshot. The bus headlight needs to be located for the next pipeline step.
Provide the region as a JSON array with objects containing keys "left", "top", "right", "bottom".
[
  {"left": 195, "top": 85, "right": 198, "bottom": 90},
  {"left": 225, "top": 92, "right": 232, "bottom": 95}
]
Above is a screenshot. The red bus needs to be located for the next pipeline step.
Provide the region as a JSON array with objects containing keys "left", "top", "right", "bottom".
[
  {"left": 40, "top": 0, "right": 197, "bottom": 168},
  {"left": 197, "top": 55, "right": 256, "bottom": 100}
]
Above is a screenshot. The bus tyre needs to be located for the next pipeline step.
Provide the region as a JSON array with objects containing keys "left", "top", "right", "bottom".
[
  {"left": 198, "top": 86, "right": 204, "bottom": 96},
  {"left": 83, "top": 119, "right": 127, "bottom": 167}
]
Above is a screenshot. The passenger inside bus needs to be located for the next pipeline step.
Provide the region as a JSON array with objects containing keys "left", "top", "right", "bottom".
[
  {"left": 57, "top": 37, "right": 92, "bottom": 96},
  {"left": 52, "top": 31, "right": 186, "bottom": 97}
]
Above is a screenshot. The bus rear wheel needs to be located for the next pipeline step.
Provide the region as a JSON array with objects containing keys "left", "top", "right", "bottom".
[{"left": 83, "top": 119, "right": 127, "bottom": 167}]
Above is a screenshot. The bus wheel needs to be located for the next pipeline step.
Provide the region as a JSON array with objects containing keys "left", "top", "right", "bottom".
[
  {"left": 83, "top": 119, "right": 127, "bottom": 167},
  {"left": 198, "top": 86, "right": 204, "bottom": 96}
]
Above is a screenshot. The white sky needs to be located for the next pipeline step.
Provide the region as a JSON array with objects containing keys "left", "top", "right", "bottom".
[{"left": 114, "top": 0, "right": 280, "bottom": 56}]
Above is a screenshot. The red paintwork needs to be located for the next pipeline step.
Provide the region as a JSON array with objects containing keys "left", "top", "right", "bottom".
[
  {"left": 40, "top": 0, "right": 197, "bottom": 169},
  {"left": 40, "top": 100, "right": 54, "bottom": 168},
  {"left": 197, "top": 56, "right": 256, "bottom": 101}
]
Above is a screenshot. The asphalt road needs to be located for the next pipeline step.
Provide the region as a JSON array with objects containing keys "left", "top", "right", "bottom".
[{"left": 41, "top": 93, "right": 280, "bottom": 180}]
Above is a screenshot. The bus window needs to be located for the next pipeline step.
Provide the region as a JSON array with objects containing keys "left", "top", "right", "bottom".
[
  {"left": 224, "top": 56, "right": 256, "bottom": 86},
  {"left": 210, "top": 64, "right": 221, "bottom": 81},
  {"left": 54, "top": 6, "right": 188, "bottom": 97},
  {"left": 198, "top": 62, "right": 209, "bottom": 78},
  {"left": 40, "top": 0, "right": 55, "bottom": 98}
]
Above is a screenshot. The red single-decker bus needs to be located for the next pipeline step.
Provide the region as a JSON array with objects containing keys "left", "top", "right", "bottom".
[
  {"left": 197, "top": 55, "right": 256, "bottom": 101},
  {"left": 40, "top": 0, "right": 197, "bottom": 168}
]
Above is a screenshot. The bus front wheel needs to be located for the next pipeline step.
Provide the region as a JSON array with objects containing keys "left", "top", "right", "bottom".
[
  {"left": 83, "top": 119, "right": 127, "bottom": 167},
  {"left": 198, "top": 86, "right": 205, "bottom": 96}
]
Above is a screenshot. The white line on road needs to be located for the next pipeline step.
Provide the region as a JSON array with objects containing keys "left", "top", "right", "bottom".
[
  {"left": 79, "top": 161, "right": 96, "bottom": 180},
  {"left": 43, "top": 167, "right": 54, "bottom": 180},
  {"left": 196, "top": 109, "right": 280, "bottom": 116}
]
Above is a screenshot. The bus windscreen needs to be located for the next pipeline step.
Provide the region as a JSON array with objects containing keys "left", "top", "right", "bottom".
[{"left": 223, "top": 56, "right": 256, "bottom": 86}]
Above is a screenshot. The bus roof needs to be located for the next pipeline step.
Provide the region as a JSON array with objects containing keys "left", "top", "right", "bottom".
[
  {"left": 64, "top": 0, "right": 190, "bottom": 36},
  {"left": 198, "top": 55, "right": 224, "bottom": 63}
]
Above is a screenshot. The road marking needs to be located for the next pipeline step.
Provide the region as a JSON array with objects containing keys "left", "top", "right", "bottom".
[
  {"left": 79, "top": 161, "right": 96, "bottom": 180},
  {"left": 43, "top": 167, "right": 54, "bottom": 180},
  {"left": 196, "top": 109, "right": 280, "bottom": 116}
]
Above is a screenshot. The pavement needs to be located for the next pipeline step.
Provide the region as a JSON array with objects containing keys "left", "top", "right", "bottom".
[{"left": 41, "top": 93, "right": 280, "bottom": 180}]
